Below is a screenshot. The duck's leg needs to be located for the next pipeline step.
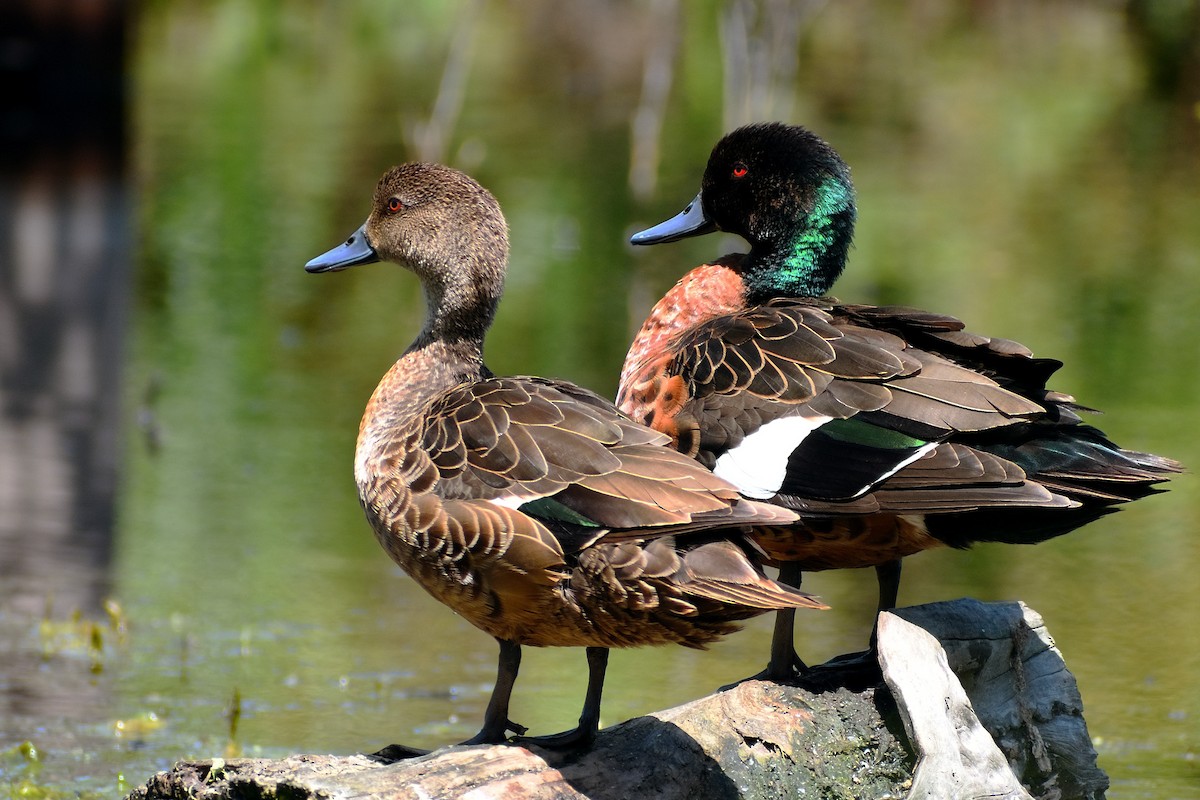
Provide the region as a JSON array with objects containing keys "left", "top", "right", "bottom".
[
  {"left": 869, "top": 558, "right": 902, "bottom": 646},
  {"left": 515, "top": 646, "right": 609, "bottom": 750},
  {"left": 460, "top": 638, "right": 530, "bottom": 745},
  {"left": 369, "top": 638, "right": 528, "bottom": 760},
  {"left": 765, "top": 562, "right": 808, "bottom": 679},
  {"left": 808, "top": 558, "right": 902, "bottom": 688},
  {"left": 721, "top": 562, "right": 807, "bottom": 689}
]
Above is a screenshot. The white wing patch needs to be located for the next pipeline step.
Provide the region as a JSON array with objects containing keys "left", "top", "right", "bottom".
[
  {"left": 713, "top": 415, "right": 834, "bottom": 499},
  {"left": 485, "top": 494, "right": 535, "bottom": 510}
]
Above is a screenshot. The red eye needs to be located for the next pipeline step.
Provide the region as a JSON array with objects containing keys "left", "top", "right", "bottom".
[
  {"left": 387, "top": 197, "right": 404, "bottom": 213},
  {"left": 731, "top": 162, "right": 748, "bottom": 179}
]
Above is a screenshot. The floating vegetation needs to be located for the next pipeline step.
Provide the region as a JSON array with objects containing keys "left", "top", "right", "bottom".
[
  {"left": 0, "top": 741, "right": 68, "bottom": 800},
  {"left": 35, "top": 598, "right": 131, "bottom": 674},
  {"left": 112, "top": 712, "right": 164, "bottom": 741},
  {"left": 223, "top": 688, "right": 244, "bottom": 758},
  {"left": 103, "top": 600, "right": 129, "bottom": 644},
  {"left": 226, "top": 688, "right": 242, "bottom": 740},
  {"left": 13, "top": 741, "right": 37, "bottom": 763}
]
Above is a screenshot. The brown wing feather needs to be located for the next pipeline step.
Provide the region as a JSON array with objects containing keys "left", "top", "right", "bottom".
[
  {"left": 407, "top": 375, "right": 802, "bottom": 535},
  {"left": 621, "top": 299, "right": 1049, "bottom": 466}
]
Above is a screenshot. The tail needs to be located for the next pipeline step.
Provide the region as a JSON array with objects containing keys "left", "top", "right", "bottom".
[
  {"left": 930, "top": 424, "right": 1181, "bottom": 547},
  {"left": 977, "top": 424, "right": 1181, "bottom": 503},
  {"left": 671, "top": 538, "right": 828, "bottom": 610}
]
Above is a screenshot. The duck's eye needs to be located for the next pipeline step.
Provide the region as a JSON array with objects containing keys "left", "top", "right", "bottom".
[
  {"left": 731, "top": 162, "right": 749, "bottom": 179},
  {"left": 386, "top": 197, "right": 404, "bottom": 213}
]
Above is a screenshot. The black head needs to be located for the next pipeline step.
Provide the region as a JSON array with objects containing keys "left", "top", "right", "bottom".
[
  {"left": 632, "top": 123, "right": 857, "bottom": 298},
  {"left": 699, "top": 122, "right": 855, "bottom": 247}
]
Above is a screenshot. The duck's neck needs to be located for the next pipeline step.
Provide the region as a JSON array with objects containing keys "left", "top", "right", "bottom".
[
  {"left": 362, "top": 335, "right": 488, "bottom": 433},
  {"left": 743, "top": 178, "right": 855, "bottom": 302},
  {"left": 420, "top": 278, "right": 499, "bottom": 346},
  {"left": 355, "top": 271, "right": 496, "bottom": 443}
]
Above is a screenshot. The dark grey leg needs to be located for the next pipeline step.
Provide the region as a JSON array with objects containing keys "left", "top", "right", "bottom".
[
  {"left": 517, "top": 646, "right": 609, "bottom": 750},
  {"left": 461, "top": 638, "right": 528, "bottom": 745}
]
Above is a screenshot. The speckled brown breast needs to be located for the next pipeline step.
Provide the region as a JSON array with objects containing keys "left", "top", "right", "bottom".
[{"left": 619, "top": 256, "right": 749, "bottom": 450}]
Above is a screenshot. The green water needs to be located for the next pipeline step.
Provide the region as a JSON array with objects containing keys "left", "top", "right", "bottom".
[{"left": 3, "top": 2, "right": 1198, "bottom": 798}]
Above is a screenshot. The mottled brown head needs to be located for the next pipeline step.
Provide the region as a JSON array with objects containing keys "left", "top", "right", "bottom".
[{"left": 307, "top": 163, "right": 509, "bottom": 344}]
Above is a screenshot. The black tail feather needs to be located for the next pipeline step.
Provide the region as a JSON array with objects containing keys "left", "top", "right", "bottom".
[{"left": 927, "top": 504, "right": 1119, "bottom": 548}]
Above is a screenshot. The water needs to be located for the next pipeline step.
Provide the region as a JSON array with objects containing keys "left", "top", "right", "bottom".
[{"left": 2, "top": 2, "right": 1198, "bottom": 798}]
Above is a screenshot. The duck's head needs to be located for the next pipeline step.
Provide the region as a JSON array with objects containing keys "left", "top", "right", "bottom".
[
  {"left": 306, "top": 163, "right": 508, "bottom": 342},
  {"left": 632, "top": 122, "right": 856, "bottom": 299}
]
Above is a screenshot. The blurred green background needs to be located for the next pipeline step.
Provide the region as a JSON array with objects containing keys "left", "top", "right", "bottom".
[{"left": 2, "top": 1, "right": 1198, "bottom": 798}]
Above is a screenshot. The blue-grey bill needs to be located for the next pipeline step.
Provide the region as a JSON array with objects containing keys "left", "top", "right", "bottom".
[
  {"left": 305, "top": 221, "right": 380, "bottom": 273},
  {"left": 630, "top": 193, "right": 718, "bottom": 245}
]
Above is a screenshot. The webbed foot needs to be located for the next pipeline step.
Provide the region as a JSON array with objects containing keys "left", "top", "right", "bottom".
[
  {"left": 719, "top": 651, "right": 809, "bottom": 690},
  {"left": 797, "top": 649, "right": 883, "bottom": 692},
  {"left": 366, "top": 743, "right": 431, "bottom": 762},
  {"left": 513, "top": 722, "right": 597, "bottom": 752}
]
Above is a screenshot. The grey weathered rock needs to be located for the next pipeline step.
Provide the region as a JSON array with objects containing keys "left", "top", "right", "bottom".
[
  {"left": 892, "top": 599, "right": 1108, "bottom": 800},
  {"left": 878, "top": 611, "right": 1035, "bottom": 800}
]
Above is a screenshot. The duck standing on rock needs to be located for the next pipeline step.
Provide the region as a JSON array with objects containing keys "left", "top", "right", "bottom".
[
  {"left": 305, "top": 162, "right": 825, "bottom": 750},
  {"left": 618, "top": 122, "right": 1181, "bottom": 682}
]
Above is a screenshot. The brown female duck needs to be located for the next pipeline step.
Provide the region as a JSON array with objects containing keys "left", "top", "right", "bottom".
[
  {"left": 305, "top": 162, "right": 822, "bottom": 749},
  {"left": 619, "top": 122, "right": 1181, "bottom": 681}
]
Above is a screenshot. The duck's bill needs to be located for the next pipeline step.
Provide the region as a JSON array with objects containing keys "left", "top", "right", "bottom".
[
  {"left": 630, "top": 193, "right": 718, "bottom": 245},
  {"left": 305, "top": 221, "right": 380, "bottom": 273}
]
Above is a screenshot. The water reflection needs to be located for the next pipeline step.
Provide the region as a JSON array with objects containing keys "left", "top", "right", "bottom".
[
  {"left": 3, "top": 1, "right": 1199, "bottom": 798},
  {"left": 0, "top": 0, "right": 126, "bottom": 618},
  {"left": 0, "top": 156, "right": 126, "bottom": 617},
  {"left": 0, "top": 0, "right": 128, "bottom": 792}
]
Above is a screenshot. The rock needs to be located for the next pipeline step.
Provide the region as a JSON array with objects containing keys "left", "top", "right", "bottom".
[
  {"left": 891, "top": 599, "right": 1108, "bottom": 800},
  {"left": 878, "top": 611, "right": 1034, "bottom": 800},
  {"left": 126, "top": 599, "right": 1108, "bottom": 800}
]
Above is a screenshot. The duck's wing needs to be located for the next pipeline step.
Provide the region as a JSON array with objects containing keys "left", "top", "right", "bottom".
[
  {"left": 620, "top": 298, "right": 1046, "bottom": 503},
  {"left": 765, "top": 441, "right": 1067, "bottom": 516},
  {"left": 836, "top": 304, "right": 1181, "bottom": 504},
  {"left": 356, "top": 375, "right": 807, "bottom": 622},
  {"left": 418, "top": 375, "right": 796, "bottom": 537},
  {"left": 839, "top": 304, "right": 1065, "bottom": 398}
]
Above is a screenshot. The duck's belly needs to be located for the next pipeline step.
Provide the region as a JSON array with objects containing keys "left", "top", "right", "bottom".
[
  {"left": 750, "top": 514, "right": 941, "bottom": 571},
  {"left": 381, "top": 531, "right": 757, "bottom": 650}
]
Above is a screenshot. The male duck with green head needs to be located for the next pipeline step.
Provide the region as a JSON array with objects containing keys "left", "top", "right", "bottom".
[{"left": 619, "top": 121, "right": 1181, "bottom": 682}]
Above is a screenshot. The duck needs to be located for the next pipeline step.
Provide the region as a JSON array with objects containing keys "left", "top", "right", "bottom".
[
  {"left": 618, "top": 122, "right": 1182, "bottom": 681},
  {"left": 304, "top": 162, "right": 825, "bottom": 750}
]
